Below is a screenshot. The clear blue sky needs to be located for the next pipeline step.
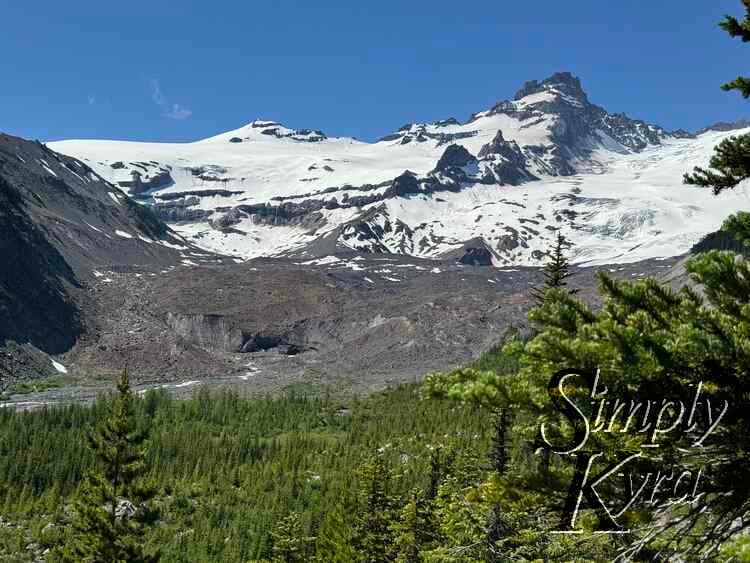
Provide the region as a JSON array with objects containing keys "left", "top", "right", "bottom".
[{"left": 2, "top": 1, "right": 749, "bottom": 143}]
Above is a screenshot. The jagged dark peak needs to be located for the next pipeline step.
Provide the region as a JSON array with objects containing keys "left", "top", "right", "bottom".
[
  {"left": 396, "top": 118, "right": 459, "bottom": 132},
  {"left": 696, "top": 118, "right": 750, "bottom": 135},
  {"left": 476, "top": 131, "right": 537, "bottom": 185},
  {"left": 514, "top": 72, "right": 588, "bottom": 103},
  {"left": 671, "top": 129, "right": 696, "bottom": 139},
  {"left": 434, "top": 144, "right": 476, "bottom": 172},
  {"left": 478, "top": 130, "right": 510, "bottom": 158},
  {"left": 244, "top": 119, "right": 326, "bottom": 142},
  {"left": 251, "top": 119, "right": 281, "bottom": 128},
  {"left": 384, "top": 171, "right": 421, "bottom": 198},
  {"left": 433, "top": 117, "right": 460, "bottom": 128}
]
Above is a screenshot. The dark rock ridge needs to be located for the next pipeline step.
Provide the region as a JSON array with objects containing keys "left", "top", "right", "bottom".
[
  {"left": 379, "top": 123, "right": 477, "bottom": 146},
  {"left": 434, "top": 144, "right": 475, "bottom": 171},
  {"left": 476, "top": 132, "right": 538, "bottom": 185},
  {"left": 152, "top": 189, "right": 245, "bottom": 201},
  {"left": 459, "top": 247, "right": 493, "bottom": 266},
  {"left": 485, "top": 71, "right": 668, "bottom": 152},
  {"left": 187, "top": 165, "right": 230, "bottom": 183},
  {"left": 383, "top": 72, "right": 672, "bottom": 178},
  {"left": 0, "top": 132, "right": 198, "bottom": 388},
  {"left": 513, "top": 72, "right": 589, "bottom": 102},
  {"left": 338, "top": 206, "right": 415, "bottom": 254},
  {"left": 690, "top": 230, "right": 748, "bottom": 254},
  {"left": 154, "top": 198, "right": 213, "bottom": 222},
  {"left": 696, "top": 119, "right": 750, "bottom": 135},
  {"left": 199, "top": 138, "right": 541, "bottom": 237},
  {"left": 252, "top": 120, "right": 327, "bottom": 142},
  {"left": 117, "top": 166, "right": 174, "bottom": 194}
]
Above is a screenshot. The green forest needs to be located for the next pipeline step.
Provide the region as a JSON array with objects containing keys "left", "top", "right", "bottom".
[{"left": 0, "top": 382, "right": 498, "bottom": 561}]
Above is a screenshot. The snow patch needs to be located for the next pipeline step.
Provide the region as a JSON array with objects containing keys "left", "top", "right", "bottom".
[{"left": 301, "top": 255, "right": 341, "bottom": 266}]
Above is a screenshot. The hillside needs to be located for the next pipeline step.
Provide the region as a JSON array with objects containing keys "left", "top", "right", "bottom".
[{"left": 0, "top": 134, "right": 203, "bottom": 385}]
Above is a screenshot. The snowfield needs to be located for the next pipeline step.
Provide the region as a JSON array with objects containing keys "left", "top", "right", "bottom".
[{"left": 49, "top": 75, "right": 750, "bottom": 267}]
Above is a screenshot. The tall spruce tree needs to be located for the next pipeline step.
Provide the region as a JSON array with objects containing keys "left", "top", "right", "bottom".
[
  {"left": 61, "top": 371, "right": 158, "bottom": 562},
  {"left": 271, "top": 512, "right": 315, "bottom": 563},
  {"left": 314, "top": 501, "right": 359, "bottom": 563},
  {"left": 488, "top": 409, "right": 510, "bottom": 476},
  {"left": 685, "top": 1, "right": 750, "bottom": 192},
  {"left": 392, "top": 490, "right": 436, "bottom": 563},
  {"left": 530, "top": 232, "right": 573, "bottom": 305},
  {"left": 505, "top": 235, "right": 750, "bottom": 558},
  {"left": 352, "top": 455, "right": 397, "bottom": 563}
]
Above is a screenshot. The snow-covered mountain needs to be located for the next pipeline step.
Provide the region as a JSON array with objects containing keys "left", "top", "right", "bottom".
[{"left": 50, "top": 72, "right": 750, "bottom": 266}]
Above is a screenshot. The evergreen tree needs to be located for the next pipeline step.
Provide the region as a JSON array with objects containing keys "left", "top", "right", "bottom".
[
  {"left": 685, "top": 1, "right": 750, "bottom": 192},
  {"left": 352, "top": 455, "right": 397, "bottom": 562},
  {"left": 720, "top": 0, "right": 750, "bottom": 97},
  {"left": 530, "top": 232, "right": 574, "bottom": 305},
  {"left": 271, "top": 512, "right": 315, "bottom": 563},
  {"left": 392, "top": 491, "right": 435, "bottom": 563},
  {"left": 496, "top": 212, "right": 750, "bottom": 558},
  {"left": 60, "top": 371, "right": 158, "bottom": 562},
  {"left": 488, "top": 410, "right": 510, "bottom": 476},
  {"left": 684, "top": 134, "right": 750, "bottom": 193},
  {"left": 425, "top": 475, "right": 488, "bottom": 562},
  {"left": 426, "top": 447, "right": 453, "bottom": 501},
  {"left": 722, "top": 209, "right": 750, "bottom": 246},
  {"left": 314, "top": 501, "right": 359, "bottom": 563},
  {"left": 484, "top": 505, "right": 508, "bottom": 563}
]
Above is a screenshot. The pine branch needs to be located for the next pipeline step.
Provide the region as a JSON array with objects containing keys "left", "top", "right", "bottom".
[
  {"left": 721, "top": 76, "right": 750, "bottom": 98},
  {"left": 720, "top": 0, "right": 750, "bottom": 42},
  {"left": 684, "top": 134, "right": 750, "bottom": 193}
]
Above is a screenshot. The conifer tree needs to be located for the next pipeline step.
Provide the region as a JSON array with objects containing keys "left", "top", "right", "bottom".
[
  {"left": 61, "top": 371, "right": 158, "bottom": 562},
  {"left": 496, "top": 211, "right": 750, "bottom": 557},
  {"left": 392, "top": 491, "right": 435, "bottom": 563},
  {"left": 488, "top": 409, "right": 511, "bottom": 477},
  {"left": 722, "top": 209, "right": 750, "bottom": 246},
  {"left": 314, "top": 501, "right": 359, "bottom": 563},
  {"left": 352, "top": 455, "right": 397, "bottom": 562},
  {"left": 530, "top": 232, "right": 573, "bottom": 305},
  {"left": 685, "top": 1, "right": 750, "bottom": 192},
  {"left": 684, "top": 134, "right": 750, "bottom": 193},
  {"left": 720, "top": 0, "right": 750, "bottom": 97},
  {"left": 271, "top": 512, "right": 315, "bottom": 563},
  {"left": 426, "top": 447, "right": 453, "bottom": 501},
  {"left": 484, "top": 505, "right": 508, "bottom": 563}
]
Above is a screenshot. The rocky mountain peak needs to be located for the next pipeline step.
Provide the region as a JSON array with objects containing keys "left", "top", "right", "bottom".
[
  {"left": 514, "top": 71, "right": 588, "bottom": 104},
  {"left": 434, "top": 144, "right": 476, "bottom": 172},
  {"left": 224, "top": 119, "right": 327, "bottom": 143},
  {"left": 696, "top": 118, "right": 750, "bottom": 135}
]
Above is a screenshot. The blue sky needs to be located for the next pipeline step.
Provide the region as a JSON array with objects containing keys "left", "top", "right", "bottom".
[{"left": 2, "top": 1, "right": 749, "bottom": 143}]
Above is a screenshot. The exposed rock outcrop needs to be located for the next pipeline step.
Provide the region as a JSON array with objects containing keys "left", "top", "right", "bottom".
[
  {"left": 434, "top": 144, "right": 476, "bottom": 172},
  {"left": 0, "top": 132, "right": 195, "bottom": 385},
  {"left": 118, "top": 168, "right": 173, "bottom": 194}
]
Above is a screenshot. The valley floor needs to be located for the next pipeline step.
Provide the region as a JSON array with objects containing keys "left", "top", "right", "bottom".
[{"left": 0, "top": 253, "right": 681, "bottom": 411}]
